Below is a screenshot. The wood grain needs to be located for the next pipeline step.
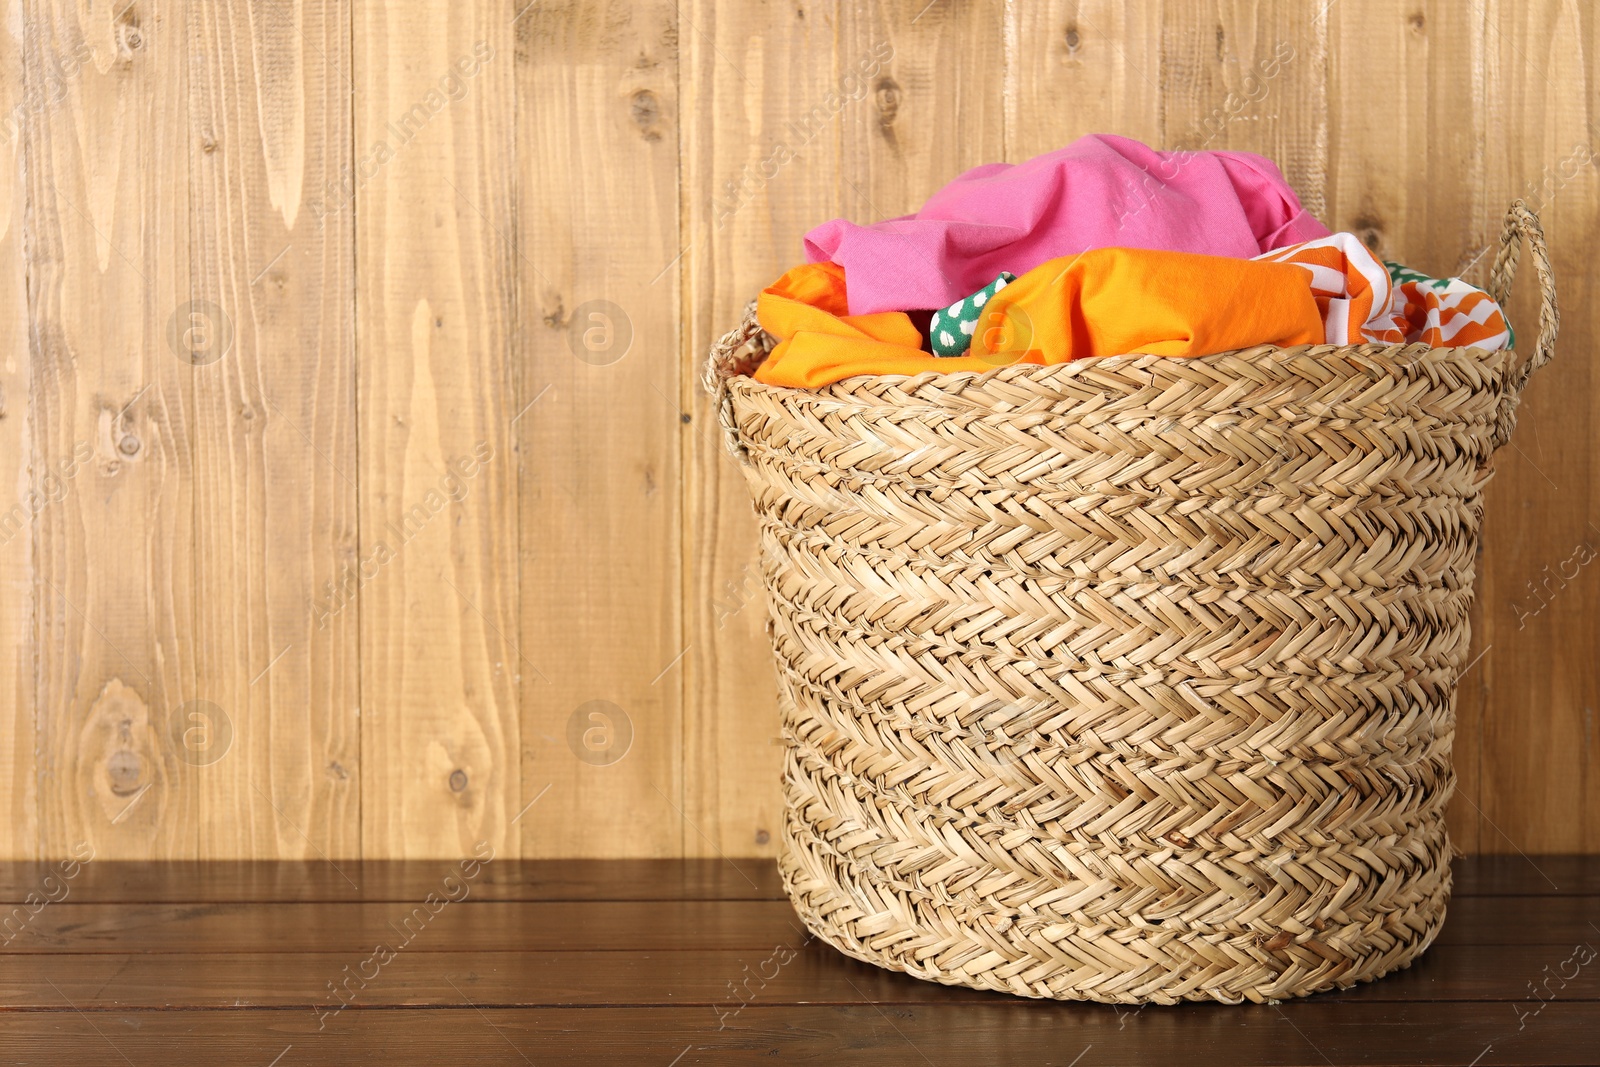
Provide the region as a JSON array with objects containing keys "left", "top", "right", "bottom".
[
  {"left": 0, "top": 859, "right": 1595, "bottom": 1063},
  {"left": 0, "top": 899, "right": 808, "bottom": 953},
  {"left": 354, "top": 0, "right": 521, "bottom": 858},
  {"left": 0, "top": 856, "right": 786, "bottom": 901},
  {"left": 838, "top": 0, "right": 1008, "bottom": 219},
  {"left": 1006, "top": 1, "right": 1166, "bottom": 159},
  {"left": 25, "top": 0, "right": 198, "bottom": 860},
  {"left": 679, "top": 0, "right": 846, "bottom": 860},
  {"left": 3, "top": 940, "right": 1595, "bottom": 1008},
  {"left": 0, "top": 1003, "right": 1596, "bottom": 1066},
  {"left": 517, "top": 0, "right": 684, "bottom": 856},
  {"left": 1472, "top": 0, "right": 1599, "bottom": 854},
  {"left": 1161, "top": 0, "right": 1328, "bottom": 209},
  {"left": 0, "top": 2, "right": 37, "bottom": 860},
  {"left": 0, "top": 0, "right": 1595, "bottom": 859},
  {"left": 1, "top": 893, "right": 1593, "bottom": 954},
  {"left": 187, "top": 1, "right": 359, "bottom": 859}
]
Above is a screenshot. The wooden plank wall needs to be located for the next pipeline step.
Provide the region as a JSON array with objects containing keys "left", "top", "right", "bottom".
[{"left": 0, "top": 0, "right": 1594, "bottom": 859}]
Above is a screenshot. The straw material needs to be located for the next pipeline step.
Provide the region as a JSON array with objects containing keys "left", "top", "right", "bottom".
[{"left": 705, "top": 201, "right": 1557, "bottom": 1004}]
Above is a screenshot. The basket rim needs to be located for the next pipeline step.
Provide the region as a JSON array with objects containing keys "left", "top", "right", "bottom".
[
  {"left": 722, "top": 339, "right": 1521, "bottom": 399},
  {"left": 706, "top": 200, "right": 1554, "bottom": 462}
]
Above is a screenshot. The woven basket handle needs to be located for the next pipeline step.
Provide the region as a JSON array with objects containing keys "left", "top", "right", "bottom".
[
  {"left": 1486, "top": 199, "right": 1559, "bottom": 404},
  {"left": 702, "top": 298, "right": 772, "bottom": 465}
]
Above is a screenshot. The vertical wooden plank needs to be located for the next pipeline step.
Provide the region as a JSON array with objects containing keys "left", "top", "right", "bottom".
[
  {"left": 356, "top": 0, "right": 520, "bottom": 857},
  {"left": 1007, "top": 0, "right": 1165, "bottom": 160},
  {"left": 187, "top": 1, "right": 358, "bottom": 857},
  {"left": 1325, "top": 1, "right": 1483, "bottom": 269},
  {"left": 519, "top": 0, "right": 683, "bottom": 857},
  {"left": 0, "top": 3, "right": 38, "bottom": 859},
  {"left": 680, "top": 0, "right": 1008, "bottom": 858},
  {"left": 680, "top": 0, "right": 843, "bottom": 859},
  {"left": 839, "top": 1, "right": 1008, "bottom": 216},
  {"left": 1325, "top": 0, "right": 1489, "bottom": 854},
  {"left": 1161, "top": 0, "right": 1329, "bottom": 219},
  {"left": 26, "top": 0, "right": 196, "bottom": 858},
  {"left": 1475, "top": 0, "right": 1598, "bottom": 853}
]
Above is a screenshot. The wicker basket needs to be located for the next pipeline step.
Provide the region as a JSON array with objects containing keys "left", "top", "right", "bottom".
[{"left": 704, "top": 201, "right": 1557, "bottom": 1004}]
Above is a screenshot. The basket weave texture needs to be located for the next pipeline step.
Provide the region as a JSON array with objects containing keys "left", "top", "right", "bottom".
[{"left": 705, "top": 201, "right": 1557, "bottom": 1004}]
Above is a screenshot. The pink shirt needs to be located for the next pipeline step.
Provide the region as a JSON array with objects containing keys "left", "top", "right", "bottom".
[{"left": 804, "top": 134, "right": 1330, "bottom": 315}]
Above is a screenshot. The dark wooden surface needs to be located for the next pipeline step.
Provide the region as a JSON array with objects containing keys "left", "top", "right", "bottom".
[{"left": 0, "top": 858, "right": 1595, "bottom": 1065}]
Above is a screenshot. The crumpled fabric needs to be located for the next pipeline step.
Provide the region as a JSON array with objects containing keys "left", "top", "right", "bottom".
[
  {"left": 804, "top": 133, "right": 1330, "bottom": 316},
  {"left": 752, "top": 252, "right": 1325, "bottom": 389},
  {"left": 1257, "top": 234, "right": 1511, "bottom": 350},
  {"left": 749, "top": 238, "right": 1513, "bottom": 389},
  {"left": 930, "top": 272, "right": 1015, "bottom": 357}
]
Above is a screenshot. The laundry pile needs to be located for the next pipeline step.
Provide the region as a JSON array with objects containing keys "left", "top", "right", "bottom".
[{"left": 752, "top": 135, "right": 1511, "bottom": 389}]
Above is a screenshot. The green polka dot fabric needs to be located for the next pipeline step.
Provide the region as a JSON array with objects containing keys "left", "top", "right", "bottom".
[{"left": 930, "top": 272, "right": 1016, "bottom": 357}]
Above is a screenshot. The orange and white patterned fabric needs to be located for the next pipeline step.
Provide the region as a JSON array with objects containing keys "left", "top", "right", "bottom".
[
  {"left": 1255, "top": 233, "right": 1511, "bottom": 350},
  {"left": 1383, "top": 260, "right": 1513, "bottom": 350}
]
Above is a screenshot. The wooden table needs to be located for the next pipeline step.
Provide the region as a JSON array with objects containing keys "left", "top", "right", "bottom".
[{"left": 1, "top": 856, "right": 1595, "bottom": 1064}]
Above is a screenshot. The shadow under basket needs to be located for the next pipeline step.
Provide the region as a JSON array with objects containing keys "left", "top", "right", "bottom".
[{"left": 703, "top": 201, "right": 1559, "bottom": 1004}]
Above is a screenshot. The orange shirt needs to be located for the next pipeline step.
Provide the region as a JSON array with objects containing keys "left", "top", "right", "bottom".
[{"left": 752, "top": 251, "right": 1327, "bottom": 389}]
